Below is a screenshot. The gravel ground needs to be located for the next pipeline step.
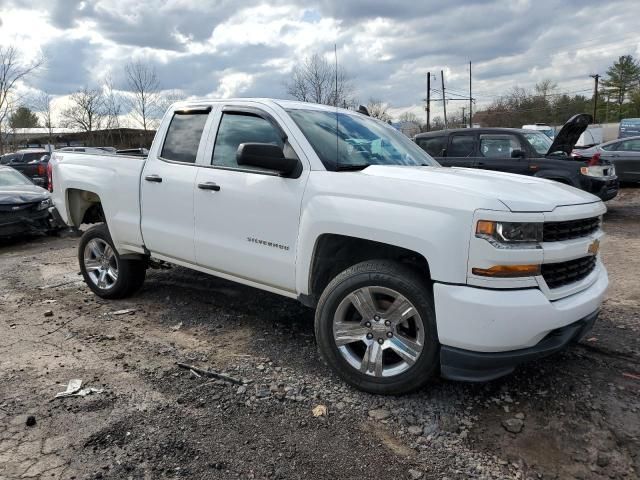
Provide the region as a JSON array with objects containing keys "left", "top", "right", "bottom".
[{"left": 1, "top": 187, "right": 639, "bottom": 480}]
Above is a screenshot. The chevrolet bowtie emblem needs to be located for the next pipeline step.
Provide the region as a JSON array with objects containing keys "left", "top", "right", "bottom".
[{"left": 588, "top": 239, "right": 600, "bottom": 256}]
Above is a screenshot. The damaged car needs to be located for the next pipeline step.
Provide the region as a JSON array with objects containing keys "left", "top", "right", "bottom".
[{"left": 0, "top": 165, "right": 59, "bottom": 238}]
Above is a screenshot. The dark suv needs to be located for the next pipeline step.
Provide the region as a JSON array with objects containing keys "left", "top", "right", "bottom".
[{"left": 414, "top": 114, "right": 618, "bottom": 201}]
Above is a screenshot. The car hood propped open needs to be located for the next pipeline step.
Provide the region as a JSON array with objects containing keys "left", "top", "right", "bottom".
[{"left": 546, "top": 113, "right": 592, "bottom": 156}]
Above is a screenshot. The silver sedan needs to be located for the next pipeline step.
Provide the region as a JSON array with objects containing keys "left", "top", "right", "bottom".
[{"left": 574, "top": 136, "right": 640, "bottom": 183}]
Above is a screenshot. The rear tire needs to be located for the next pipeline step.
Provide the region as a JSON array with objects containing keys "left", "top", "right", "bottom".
[
  {"left": 78, "top": 224, "right": 147, "bottom": 299},
  {"left": 315, "top": 260, "right": 438, "bottom": 395}
]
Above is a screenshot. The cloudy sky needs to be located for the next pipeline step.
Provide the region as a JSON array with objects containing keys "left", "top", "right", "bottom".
[{"left": 1, "top": 0, "right": 639, "bottom": 122}]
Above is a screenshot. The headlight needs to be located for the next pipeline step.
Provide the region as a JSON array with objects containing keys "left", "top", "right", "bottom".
[
  {"left": 581, "top": 165, "right": 614, "bottom": 177},
  {"left": 37, "top": 198, "right": 52, "bottom": 210},
  {"left": 476, "top": 220, "right": 543, "bottom": 246}
]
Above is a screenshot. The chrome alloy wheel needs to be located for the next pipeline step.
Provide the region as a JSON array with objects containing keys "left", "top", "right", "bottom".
[
  {"left": 332, "top": 286, "right": 425, "bottom": 378},
  {"left": 83, "top": 238, "right": 119, "bottom": 290}
]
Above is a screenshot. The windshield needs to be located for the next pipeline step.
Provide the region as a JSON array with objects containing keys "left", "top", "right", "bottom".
[
  {"left": 0, "top": 168, "right": 32, "bottom": 187},
  {"left": 523, "top": 131, "right": 553, "bottom": 155},
  {"left": 287, "top": 109, "right": 439, "bottom": 170}
]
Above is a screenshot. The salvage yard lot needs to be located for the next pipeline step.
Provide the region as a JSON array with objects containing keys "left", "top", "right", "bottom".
[{"left": 1, "top": 188, "right": 639, "bottom": 480}]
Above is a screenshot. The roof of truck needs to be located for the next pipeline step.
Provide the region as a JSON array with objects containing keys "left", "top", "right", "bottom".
[{"left": 171, "top": 98, "right": 357, "bottom": 114}]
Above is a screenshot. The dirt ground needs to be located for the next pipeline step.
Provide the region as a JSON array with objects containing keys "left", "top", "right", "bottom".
[{"left": 1, "top": 187, "right": 639, "bottom": 480}]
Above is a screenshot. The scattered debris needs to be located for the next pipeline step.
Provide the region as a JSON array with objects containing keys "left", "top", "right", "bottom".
[
  {"left": 26, "top": 415, "right": 36, "bottom": 427},
  {"left": 368, "top": 408, "right": 391, "bottom": 421},
  {"left": 312, "top": 405, "right": 328, "bottom": 417},
  {"left": 176, "top": 363, "right": 243, "bottom": 385},
  {"left": 171, "top": 322, "right": 183, "bottom": 331},
  {"left": 38, "top": 279, "right": 81, "bottom": 290},
  {"left": 586, "top": 337, "right": 598, "bottom": 342},
  {"left": 111, "top": 308, "right": 136, "bottom": 316},
  {"left": 408, "top": 469, "right": 423, "bottom": 480},
  {"left": 43, "top": 310, "right": 53, "bottom": 317},
  {"left": 42, "top": 299, "right": 57, "bottom": 304},
  {"left": 502, "top": 418, "right": 524, "bottom": 434},
  {"left": 407, "top": 425, "right": 423, "bottom": 435},
  {"left": 622, "top": 372, "right": 640, "bottom": 380},
  {"left": 190, "top": 369, "right": 202, "bottom": 378},
  {"left": 54, "top": 379, "right": 104, "bottom": 399}
]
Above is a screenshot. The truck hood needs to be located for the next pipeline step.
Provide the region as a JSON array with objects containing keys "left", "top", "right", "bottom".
[
  {"left": 362, "top": 165, "right": 601, "bottom": 212},
  {"left": 546, "top": 113, "right": 592, "bottom": 156}
]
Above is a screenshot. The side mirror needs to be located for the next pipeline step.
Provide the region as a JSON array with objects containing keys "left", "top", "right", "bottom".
[
  {"left": 236, "top": 143, "right": 299, "bottom": 177},
  {"left": 511, "top": 149, "right": 526, "bottom": 159}
]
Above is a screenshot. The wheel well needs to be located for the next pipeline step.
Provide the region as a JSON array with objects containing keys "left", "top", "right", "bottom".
[
  {"left": 307, "top": 234, "right": 431, "bottom": 305},
  {"left": 67, "top": 189, "right": 104, "bottom": 226}
]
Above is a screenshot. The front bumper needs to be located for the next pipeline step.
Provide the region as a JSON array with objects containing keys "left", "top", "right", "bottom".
[
  {"left": 585, "top": 176, "right": 618, "bottom": 201},
  {"left": 0, "top": 208, "right": 57, "bottom": 238},
  {"left": 440, "top": 311, "right": 597, "bottom": 381},
  {"left": 433, "top": 264, "right": 607, "bottom": 380}
]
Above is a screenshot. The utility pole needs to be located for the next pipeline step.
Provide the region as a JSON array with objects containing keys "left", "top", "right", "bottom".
[
  {"left": 441, "top": 70, "right": 447, "bottom": 129},
  {"left": 426, "top": 72, "right": 431, "bottom": 131},
  {"left": 469, "top": 61, "right": 473, "bottom": 128},
  {"left": 461, "top": 107, "right": 466, "bottom": 127},
  {"left": 590, "top": 74, "right": 600, "bottom": 123}
]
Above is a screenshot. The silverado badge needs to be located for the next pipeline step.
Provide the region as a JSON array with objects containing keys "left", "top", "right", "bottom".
[{"left": 587, "top": 239, "right": 600, "bottom": 256}]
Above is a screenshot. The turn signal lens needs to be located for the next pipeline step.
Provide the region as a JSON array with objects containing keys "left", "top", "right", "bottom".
[
  {"left": 476, "top": 220, "right": 496, "bottom": 236},
  {"left": 472, "top": 264, "right": 541, "bottom": 278}
]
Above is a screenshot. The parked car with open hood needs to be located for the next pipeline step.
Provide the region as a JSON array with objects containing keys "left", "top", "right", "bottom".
[
  {"left": 572, "top": 135, "right": 640, "bottom": 183},
  {"left": 415, "top": 114, "right": 618, "bottom": 201},
  {"left": 0, "top": 165, "right": 57, "bottom": 238}
]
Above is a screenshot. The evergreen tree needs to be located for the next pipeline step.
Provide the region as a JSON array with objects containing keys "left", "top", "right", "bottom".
[{"left": 9, "top": 106, "right": 40, "bottom": 128}]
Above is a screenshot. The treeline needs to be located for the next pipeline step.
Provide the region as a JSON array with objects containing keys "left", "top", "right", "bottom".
[{"left": 474, "top": 55, "right": 640, "bottom": 127}]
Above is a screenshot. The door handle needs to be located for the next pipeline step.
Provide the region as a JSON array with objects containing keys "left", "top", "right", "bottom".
[
  {"left": 144, "top": 175, "right": 163, "bottom": 183},
  {"left": 198, "top": 182, "right": 221, "bottom": 191}
]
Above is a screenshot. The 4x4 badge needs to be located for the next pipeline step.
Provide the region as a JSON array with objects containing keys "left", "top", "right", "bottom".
[{"left": 588, "top": 239, "right": 600, "bottom": 256}]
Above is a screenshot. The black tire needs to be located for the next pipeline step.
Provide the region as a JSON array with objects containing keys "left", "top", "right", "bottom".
[
  {"left": 78, "top": 224, "right": 147, "bottom": 299},
  {"left": 315, "top": 260, "right": 438, "bottom": 395}
]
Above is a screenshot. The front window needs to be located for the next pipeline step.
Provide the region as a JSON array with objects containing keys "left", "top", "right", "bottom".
[
  {"left": 160, "top": 111, "right": 209, "bottom": 163},
  {"left": 0, "top": 168, "right": 32, "bottom": 187},
  {"left": 479, "top": 134, "right": 522, "bottom": 158},
  {"left": 287, "top": 109, "right": 438, "bottom": 170},
  {"left": 212, "top": 113, "right": 284, "bottom": 170},
  {"left": 523, "top": 132, "right": 552, "bottom": 155}
]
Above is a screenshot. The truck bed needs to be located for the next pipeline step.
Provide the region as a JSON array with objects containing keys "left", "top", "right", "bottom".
[{"left": 51, "top": 151, "right": 146, "bottom": 252}]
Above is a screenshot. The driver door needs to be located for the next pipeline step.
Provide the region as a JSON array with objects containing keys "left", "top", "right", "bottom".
[{"left": 193, "top": 106, "right": 309, "bottom": 292}]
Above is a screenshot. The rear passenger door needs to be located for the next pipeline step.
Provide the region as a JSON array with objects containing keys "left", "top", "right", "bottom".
[
  {"left": 476, "top": 133, "right": 528, "bottom": 176},
  {"left": 443, "top": 133, "right": 477, "bottom": 168},
  {"left": 611, "top": 138, "right": 640, "bottom": 181},
  {"left": 140, "top": 106, "right": 214, "bottom": 263}
]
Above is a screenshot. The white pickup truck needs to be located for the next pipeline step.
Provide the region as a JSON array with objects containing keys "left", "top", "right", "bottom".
[{"left": 50, "top": 99, "right": 608, "bottom": 394}]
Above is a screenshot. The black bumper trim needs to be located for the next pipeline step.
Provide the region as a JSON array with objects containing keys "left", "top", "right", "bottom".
[{"left": 440, "top": 310, "right": 598, "bottom": 382}]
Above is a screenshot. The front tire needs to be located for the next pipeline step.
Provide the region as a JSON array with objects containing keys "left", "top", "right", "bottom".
[
  {"left": 315, "top": 260, "right": 438, "bottom": 395},
  {"left": 78, "top": 224, "right": 147, "bottom": 299}
]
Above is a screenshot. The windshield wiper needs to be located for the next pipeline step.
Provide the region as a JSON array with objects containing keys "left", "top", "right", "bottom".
[{"left": 335, "top": 163, "right": 371, "bottom": 171}]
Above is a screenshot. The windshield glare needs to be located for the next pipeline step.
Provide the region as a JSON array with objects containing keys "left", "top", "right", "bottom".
[
  {"left": 287, "top": 109, "right": 438, "bottom": 170},
  {"left": 0, "top": 168, "right": 32, "bottom": 187},
  {"left": 523, "top": 132, "right": 553, "bottom": 155}
]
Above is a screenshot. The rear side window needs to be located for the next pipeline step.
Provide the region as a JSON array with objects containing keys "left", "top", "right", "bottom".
[
  {"left": 212, "top": 113, "right": 283, "bottom": 169},
  {"left": 416, "top": 136, "right": 446, "bottom": 157},
  {"left": 448, "top": 135, "right": 476, "bottom": 157},
  {"left": 22, "top": 152, "right": 44, "bottom": 162},
  {"left": 479, "top": 134, "right": 522, "bottom": 158},
  {"left": 161, "top": 112, "right": 209, "bottom": 163},
  {"left": 618, "top": 139, "right": 640, "bottom": 151}
]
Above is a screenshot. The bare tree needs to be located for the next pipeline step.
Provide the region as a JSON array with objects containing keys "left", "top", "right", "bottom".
[
  {"left": 103, "top": 76, "right": 125, "bottom": 145},
  {"left": 285, "top": 53, "right": 354, "bottom": 106},
  {"left": 61, "top": 86, "right": 105, "bottom": 133},
  {"left": 156, "top": 89, "right": 186, "bottom": 117},
  {"left": 367, "top": 98, "right": 392, "bottom": 121},
  {"left": 125, "top": 60, "right": 160, "bottom": 131},
  {"left": 398, "top": 111, "right": 419, "bottom": 123},
  {"left": 0, "top": 45, "right": 42, "bottom": 153},
  {"left": 32, "top": 91, "right": 55, "bottom": 148}
]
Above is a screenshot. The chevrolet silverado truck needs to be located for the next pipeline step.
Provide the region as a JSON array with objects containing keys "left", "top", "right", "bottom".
[{"left": 50, "top": 99, "right": 608, "bottom": 394}]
